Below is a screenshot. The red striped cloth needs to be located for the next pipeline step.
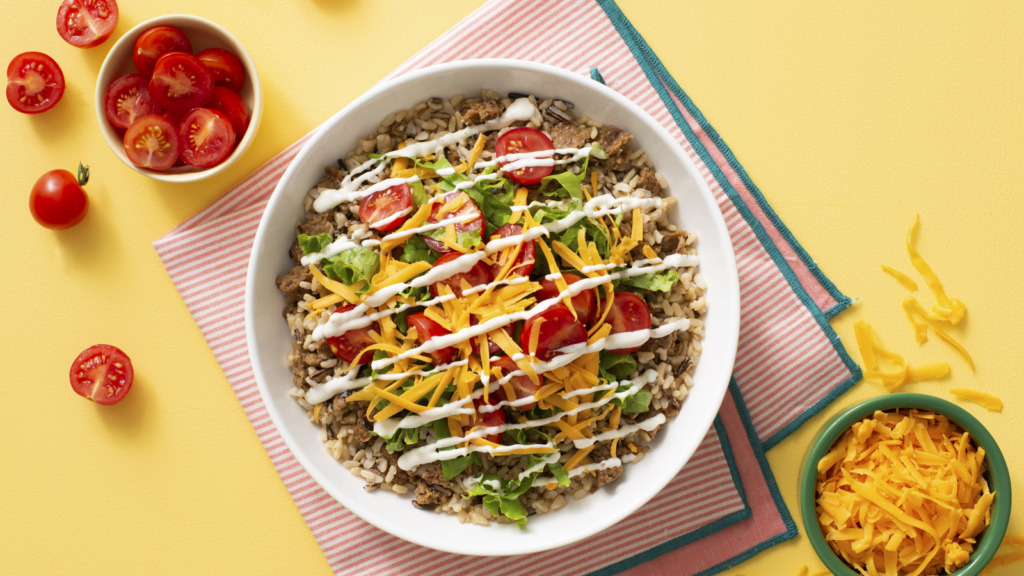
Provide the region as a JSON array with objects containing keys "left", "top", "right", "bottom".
[{"left": 155, "top": 1, "right": 857, "bottom": 574}]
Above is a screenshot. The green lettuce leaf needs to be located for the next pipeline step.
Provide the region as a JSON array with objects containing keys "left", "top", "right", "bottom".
[
  {"left": 321, "top": 246, "right": 379, "bottom": 294},
  {"left": 618, "top": 269, "right": 679, "bottom": 292},
  {"left": 399, "top": 235, "right": 440, "bottom": 265},
  {"left": 599, "top": 352, "right": 637, "bottom": 382},
  {"left": 297, "top": 232, "right": 333, "bottom": 255}
]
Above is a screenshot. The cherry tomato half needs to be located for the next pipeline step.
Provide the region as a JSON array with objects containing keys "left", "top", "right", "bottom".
[
  {"left": 495, "top": 127, "right": 555, "bottom": 185},
  {"left": 488, "top": 223, "right": 535, "bottom": 279},
  {"left": 6, "top": 52, "right": 65, "bottom": 114},
  {"left": 429, "top": 252, "right": 492, "bottom": 298},
  {"left": 30, "top": 165, "right": 89, "bottom": 230},
  {"left": 133, "top": 25, "right": 192, "bottom": 77},
  {"left": 474, "top": 393, "right": 506, "bottom": 443},
  {"left": 359, "top": 183, "right": 413, "bottom": 232},
  {"left": 196, "top": 48, "right": 245, "bottom": 92},
  {"left": 422, "top": 192, "right": 486, "bottom": 253},
  {"left": 149, "top": 51, "right": 213, "bottom": 113},
  {"left": 205, "top": 86, "right": 250, "bottom": 137},
  {"left": 492, "top": 355, "right": 539, "bottom": 411},
  {"left": 536, "top": 272, "right": 597, "bottom": 327},
  {"left": 604, "top": 291, "right": 652, "bottom": 354},
  {"left": 325, "top": 305, "right": 377, "bottom": 365},
  {"left": 406, "top": 312, "right": 457, "bottom": 365},
  {"left": 123, "top": 114, "right": 180, "bottom": 171},
  {"left": 56, "top": 0, "right": 118, "bottom": 48},
  {"left": 178, "top": 108, "right": 236, "bottom": 168},
  {"left": 521, "top": 304, "right": 587, "bottom": 361},
  {"left": 69, "top": 344, "right": 134, "bottom": 405},
  {"left": 104, "top": 74, "right": 158, "bottom": 130}
]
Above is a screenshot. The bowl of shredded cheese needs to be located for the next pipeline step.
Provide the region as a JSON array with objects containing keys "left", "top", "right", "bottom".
[{"left": 800, "top": 393, "right": 1011, "bottom": 576}]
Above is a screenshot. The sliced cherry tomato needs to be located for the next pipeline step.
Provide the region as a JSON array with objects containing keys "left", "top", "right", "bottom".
[
  {"left": 429, "top": 252, "right": 491, "bottom": 298},
  {"left": 104, "top": 74, "right": 158, "bottom": 130},
  {"left": 149, "top": 51, "right": 213, "bottom": 113},
  {"left": 536, "top": 272, "right": 597, "bottom": 327},
  {"left": 123, "top": 114, "right": 180, "bottom": 171},
  {"left": 604, "top": 291, "right": 652, "bottom": 354},
  {"left": 69, "top": 344, "right": 133, "bottom": 406},
  {"left": 495, "top": 127, "right": 555, "bottom": 185},
  {"left": 205, "top": 86, "right": 250, "bottom": 137},
  {"left": 358, "top": 183, "right": 413, "bottom": 232},
  {"left": 422, "top": 191, "right": 485, "bottom": 253},
  {"left": 474, "top": 393, "right": 506, "bottom": 443},
  {"left": 488, "top": 223, "right": 535, "bottom": 279},
  {"left": 492, "top": 356, "right": 539, "bottom": 411},
  {"left": 406, "top": 312, "right": 457, "bottom": 365},
  {"left": 6, "top": 52, "right": 65, "bottom": 114},
  {"left": 196, "top": 48, "right": 245, "bottom": 92},
  {"left": 133, "top": 25, "right": 192, "bottom": 77},
  {"left": 30, "top": 164, "right": 90, "bottom": 230},
  {"left": 521, "top": 304, "right": 587, "bottom": 361},
  {"left": 178, "top": 108, "right": 236, "bottom": 168},
  {"left": 56, "top": 0, "right": 118, "bottom": 48},
  {"left": 325, "top": 305, "right": 377, "bottom": 365}
]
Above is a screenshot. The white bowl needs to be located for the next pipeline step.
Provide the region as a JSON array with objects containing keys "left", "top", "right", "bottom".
[
  {"left": 245, "top": 59, "right": 740, "bottom": 555},
  {"left": 95, "top": 14, "right": 263, "bottom": 183}
]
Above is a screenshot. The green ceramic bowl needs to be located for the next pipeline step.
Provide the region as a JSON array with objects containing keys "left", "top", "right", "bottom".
[{"left": 800, "top": 393, "right": 1011, "bottom": 576}]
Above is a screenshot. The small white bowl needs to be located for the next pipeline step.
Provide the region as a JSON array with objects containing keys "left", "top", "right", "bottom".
[{"left": 95, "top": 14, "right": 263, "bottom": 183}]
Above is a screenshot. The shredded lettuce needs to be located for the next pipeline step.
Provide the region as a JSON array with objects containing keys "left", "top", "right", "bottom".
[
  {"left": 598, "top": 352, "right": 637, "bottom": 382},
  {"left": 321, "top": 246, "right": 379, "bottom": 294},
  {"left": 465, "top": 455, "right": 570, "bottom": 527},
  {"left": 399, "top": 235, "right": 439, "bottom": 265},
  {"left": 618, "top": 269, "right": 679, "bottom": 292},
  {"left": 409, "top": 180, "right": 430, "bottom": 208},
  {"left": 384, "top": 426, "right": 421, "bottom": 452},
  {"left": 431, "top": 419, "right": 480, "bottom": 480},
  {"left": 297, "top": 232, "right": 333, "bottom": 255}
]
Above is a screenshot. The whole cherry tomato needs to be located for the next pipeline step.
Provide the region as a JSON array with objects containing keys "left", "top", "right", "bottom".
[{"left": 30, "top": 164, "right": 90, "bottom": 230}]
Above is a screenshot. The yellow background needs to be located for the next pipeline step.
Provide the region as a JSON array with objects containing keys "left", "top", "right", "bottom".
[{"left": 2, "top": 1, "right": 1021, "bottom": 574}]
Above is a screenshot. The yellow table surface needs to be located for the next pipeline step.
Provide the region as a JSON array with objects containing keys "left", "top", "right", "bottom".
[{"left": 2, "top": 2, "right": 1021, "bottom": 574}]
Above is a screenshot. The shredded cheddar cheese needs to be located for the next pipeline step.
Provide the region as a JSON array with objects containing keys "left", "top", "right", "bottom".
[
  {"left": 949, "top": 389, "right": 1003, "bottom": 413},
  {"left": 881, "top": 265, "right": 919, "bottom": 292},
  {"left": 906, "top": 215, "right": 966, "bottom": 325},
  {"left": 853, "top": 320, "right": 950, "bottom": 390}
]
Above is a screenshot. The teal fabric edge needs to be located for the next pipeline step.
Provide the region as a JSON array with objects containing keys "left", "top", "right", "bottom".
[
  {"left": 592, "top": 0, "right": 863, "bottom": 450},
  {"left": 594, "top": 0, "right": 851, "bottom": 321}
]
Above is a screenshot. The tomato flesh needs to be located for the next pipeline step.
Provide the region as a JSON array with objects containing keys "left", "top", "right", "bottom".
[
  {"left": 495, "top": 127, "right": 555, "bottom": 185},
  {"left": 488, "top": 223, "right": 535, "bottom": 279},
  {"left": 422, "top": 192, "right": 485, "bottom": 253},
  {"left": 359, "top": 183, "right": 413, "bottom": 231},
  {"left": 149, "top": 52, "right": 213, "bottom": 113},
  {"left": 492, "top": 356, "right": 539, "bottom": 411},
  {"left": 429, "top": 252, "right": 491, "bottom": 298},
  {"left": 6, "top": 52, "right": 65, "bottom": 114},
  {"left": 325, "top": 305, "right": 377, "bottom": 365},
  {"left": 205, "top": 86, "right": 250, "bottom": 137},
  {"left": 30, "top": 169, "right": 89, "bottom": 230},
  {"left": 604, "top": 292, "right": 652, "bottom": 354},
  {"left": 406, "top": 312, "right": 457, "bottom": 365},
  {"left": 178, "top": 108, "right": 236, "bottom": 168},
  {"left": 536, "top": 272, "right": 597, "bottom": 327},
  {"left": 133, "top": 25, "right": 192, "bottom": 77},
  {"left": 196, "top": 48, "right": 246, "bottom": 92},
  {"left": 104, "top": 74, "right": 159, "bottom": 130},
  {"left": 123, "top": 114, "right": 180, "bottom": 171},
  {"left": 474, "top": 394, "right": 506, "bottom": 443},
  {"left": 70, "top": 344, "right": 134, "bottom": 405},
  {"left": 56, "top": 0, "right": 118, "bottom": 48},
  {"left": 521, "top": 304, "right": 587, "bottom": 361}
]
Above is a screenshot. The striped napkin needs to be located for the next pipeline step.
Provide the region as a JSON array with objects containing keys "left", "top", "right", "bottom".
[{"left": 154, "top": 1, "right": 860, "bottom": 574}]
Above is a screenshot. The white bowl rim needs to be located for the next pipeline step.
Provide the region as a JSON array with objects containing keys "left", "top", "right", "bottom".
[
  {"left": 245, "top": 58, "right": 740, "bottom": 556},
  {"left": 94, "top": 14, "right": 263, "bottom": 183}
]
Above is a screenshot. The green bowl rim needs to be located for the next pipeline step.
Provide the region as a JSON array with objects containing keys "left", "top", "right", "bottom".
[{"left": 799, "top": 393, "right": 1012, "bottom": 576}]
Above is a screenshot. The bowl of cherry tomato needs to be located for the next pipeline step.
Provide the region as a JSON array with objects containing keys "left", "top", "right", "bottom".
[{"left": 95, "top": 14, "right": 262, "bottom": 182}]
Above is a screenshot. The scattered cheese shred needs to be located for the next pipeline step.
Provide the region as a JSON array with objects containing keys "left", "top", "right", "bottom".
[
  {"left": 949, "top": 389, "right": 1003, "bottom": 412},
  {"left": 906, "top": 215, "right": 966, "bottom": 325},
  {"left": 881, "top": 265, "right": 919, "bottom": 292},
  {"left": 308, "top": 265, "right": 362, "bottom": 304},
  {"left": 903, "top": 298, "right": 975, "bottom": 371},
  {"left": 816, "top": 409, "right": 995, "bottom": 576},
  {"left": 853, "top": 320, "right": 950, "bottom": 389}
]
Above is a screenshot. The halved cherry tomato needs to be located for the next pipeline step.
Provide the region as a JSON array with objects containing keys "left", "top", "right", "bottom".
[
  {"left": 492, "top": 355, "right": 539, "bottom": 411},
  {"left": 56, "top": 0, "right": 118, "bottom": 48},
  {"left": 422, "top": 191, "right": 486, "bottom": 253},
  {"left": 358, "top": 183, "right": 412, "bottom": 232},
  {"left": 429, "top": 252, "right": 491, "bottom": 298},
  {"left": 325, "top": 305, "right": 377, "bottom": 365},
  {"left": 30, "top": 165, "right": 89, "bottom": 230},
  {"left": 149, "top": 51, "right": 213, "bottom": 113},
  {"left": 536, "top": 272, "right": 597, "bottom": 327},
  {"left": 178, "top": 108, "right": 236, "bottom": 168},
  {"left": 488, "top": 223, "right": 535, "bottom": 279},
  {"left": 604, "top": 291, "right": 652, "bottom": 354},
  {"left": 6, "top": 52, "right": 65, "bottom": 114},
  {"left": 495, "top": 127, "right": 555, "bottom": 185},
  {"left": 196, "top": 48, "right": 245, "bottom": 92},
  {"left": 104, "top": 74, "right": 158, "bottom": 130},
  {"left": 123, "top": 114, "right": 180, "bottom": 171},
  {"left": 69, "top": 344, "right": 133, "bottom": 406},
  {"left": 521, "top": 304, "right": 587, "bottom": 361},
  {"left": 133, "top": 25, "right": 192, "bottom": 77},
  {"left": 474, "top": 394, "right": 506, "bottom": 443},
  {"left": 205, "top": 86, "right": 250, "bottom": 137},
  {"left": 406, "top": 312, "right": 457, "bottom": 365}
]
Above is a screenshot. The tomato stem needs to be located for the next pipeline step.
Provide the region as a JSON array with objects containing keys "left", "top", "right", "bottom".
[{"left": 77, "top": 163, "right": 90, "bottom": 187}]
